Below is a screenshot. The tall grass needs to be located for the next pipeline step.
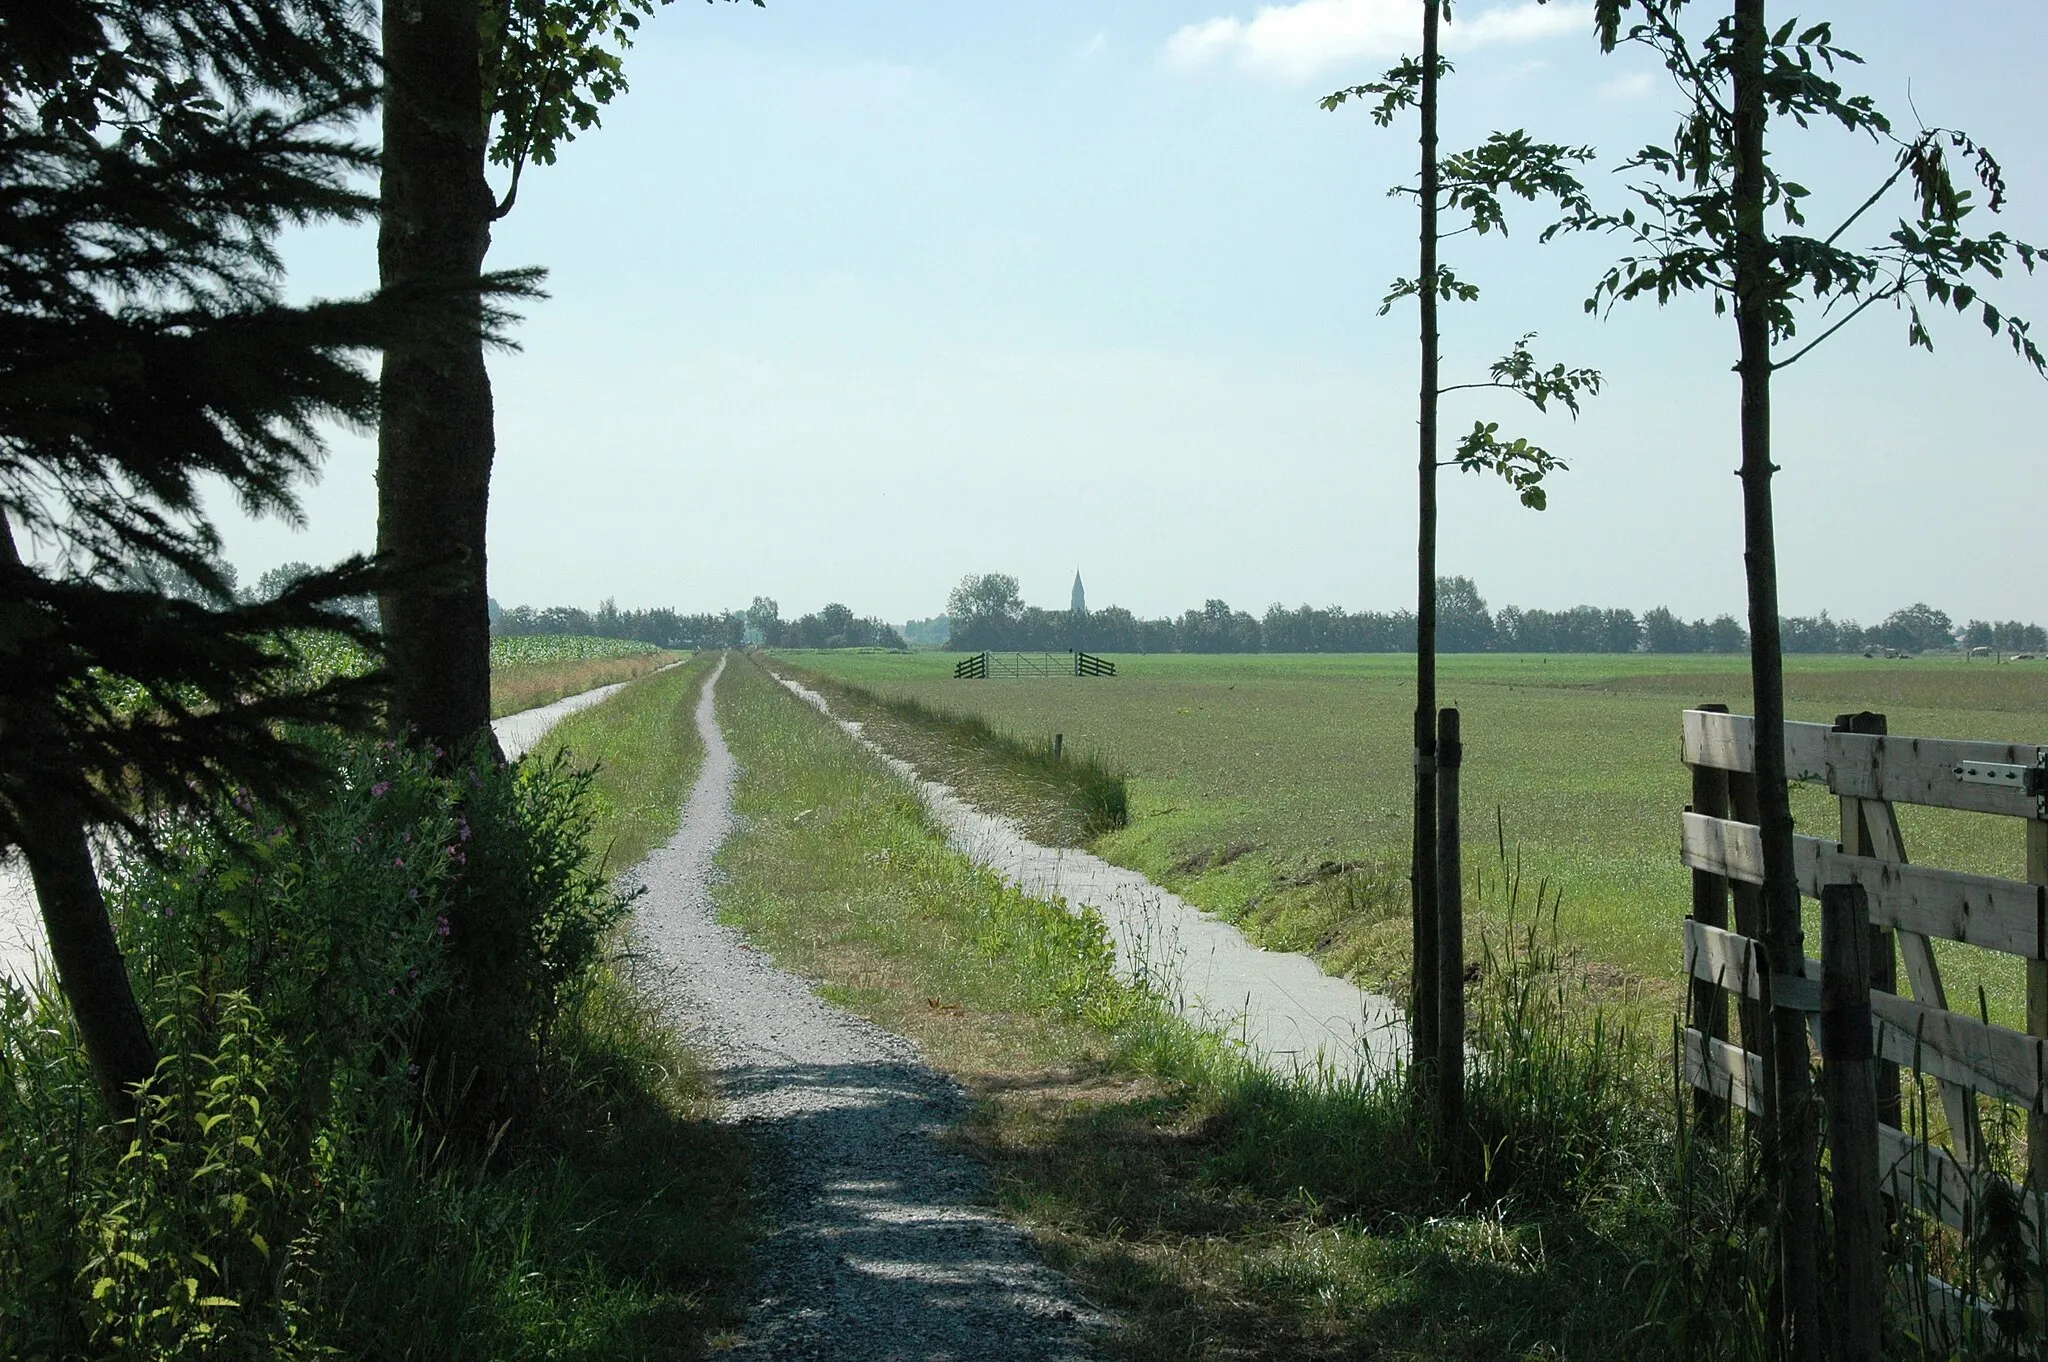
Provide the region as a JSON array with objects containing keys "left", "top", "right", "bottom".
[
  {"left": 490, "top": 650, "right": 681, "bottom": 718},
  {"left": 0, "top": 726, "right": 746, "bottom": 1359}
]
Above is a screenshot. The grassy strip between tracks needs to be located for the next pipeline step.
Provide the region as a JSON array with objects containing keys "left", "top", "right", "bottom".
[
  {"left": 714, "top": 652, "right": 1708, "bottom": 1362},
  {"left": 537, "top": 653, "right": 715, "bottom": 872}
]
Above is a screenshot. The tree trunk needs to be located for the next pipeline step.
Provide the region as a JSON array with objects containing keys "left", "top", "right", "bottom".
[
  {"left": 1730, "top": 3, "right": 1821, "bottom": 1357},
  {"left": 378, "top": 0, "right": 500, "bottom": 758},
  {"left": 1409, "top": 0, "right": 1443, "bottom": 1103},
  {"left": 0, "top": 518, "right": 155, "bottom": 1117}
]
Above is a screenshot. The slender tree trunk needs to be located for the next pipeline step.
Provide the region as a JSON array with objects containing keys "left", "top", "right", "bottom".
[
  {"left": 1410, "top": 0, "right": 1443, "bottom": 1102},
  {"left": 0, "top": 518, "right": 155, "bottom": 1117},
  {"left": 378, "top": 0, "right": 500, "bottom": 758},
  {"left": 1730, "top": 4, "right": 1821, "bottom": 1357}
]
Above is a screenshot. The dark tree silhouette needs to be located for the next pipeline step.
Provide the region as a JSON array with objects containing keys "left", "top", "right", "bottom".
[
  {"left": 377, "top": 0, "right": 760, "bottom": 758},
  {"left": 0, "top": 0, "right": 409, "bottom": 1112}
]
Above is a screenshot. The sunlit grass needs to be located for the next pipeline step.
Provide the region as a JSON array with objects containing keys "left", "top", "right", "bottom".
[{"left": 784, "top": 650, "right": 2047, "bottom": 1027}]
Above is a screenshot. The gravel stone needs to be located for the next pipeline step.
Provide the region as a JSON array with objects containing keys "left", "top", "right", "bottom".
[{"left": 625, "top": 655, "right": 1108, "bottom": 1360}]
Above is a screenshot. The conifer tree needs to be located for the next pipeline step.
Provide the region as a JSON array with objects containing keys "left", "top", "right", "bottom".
[{"left": 0, "top": 0, "right": 416, "bottom": 1112}]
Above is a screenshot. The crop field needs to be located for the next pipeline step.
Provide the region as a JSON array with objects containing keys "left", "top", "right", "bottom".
[
  {"left": 782, "top": 649, "right": 2048, "bottom": 1026},
  {"left": 489, "top": 634, "right": 663, "bottom": 667},
  {"left": 489, "top": 635, "right": 679, "bottom": 717}
]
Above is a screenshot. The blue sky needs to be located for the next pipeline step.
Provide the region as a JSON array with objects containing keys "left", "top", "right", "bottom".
[{"left": 232, "top": 0, "right": 2048, "bottom": 626}]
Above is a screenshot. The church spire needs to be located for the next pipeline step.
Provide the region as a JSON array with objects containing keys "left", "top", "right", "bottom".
[{"left": 1070, "top": 570, "right": 1086, "bottom": 616}]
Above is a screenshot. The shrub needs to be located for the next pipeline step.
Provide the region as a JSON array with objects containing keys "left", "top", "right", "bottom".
[{"left": 0, "top": 733, "right": 636, "bottom": 1357}]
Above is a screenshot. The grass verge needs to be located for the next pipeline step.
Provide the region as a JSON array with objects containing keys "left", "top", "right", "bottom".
[
  {"left": 339, "top": 652, "right": 753, "bottom": 1356},
  {"left": 491, "top": 650, "right": 683, "bottom": 719},
  {"left": 772, "top": 660, "right": 1128, "bottom": 847},
  {"left": 716, "top": 652, "right": 1691, "bottom": 1360},
  {"left": 783, "top": 650, "right": 2045, "bottom": 1028}
]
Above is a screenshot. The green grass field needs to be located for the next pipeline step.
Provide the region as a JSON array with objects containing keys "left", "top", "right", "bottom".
[{"left": 780, "top": 650, "right": 2048, "bottom": 1026}]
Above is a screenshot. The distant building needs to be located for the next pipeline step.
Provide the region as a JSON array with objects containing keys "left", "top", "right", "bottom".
[{"left": 1070, "top": 570, "right": 1086, "bottom": 651}]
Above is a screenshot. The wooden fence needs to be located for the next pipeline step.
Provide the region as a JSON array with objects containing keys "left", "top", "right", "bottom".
[
  {"left": 952, "top": 650, "right": 1117, "bottom": 680},
  {"left": 1678, "top": 706, "right": 2047, "bottom": 1329}
]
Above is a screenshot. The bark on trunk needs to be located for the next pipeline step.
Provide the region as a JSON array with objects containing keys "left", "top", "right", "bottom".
[
  {"left": 1731, "top": 4, "right": 1821, "bottom": 1357},
  {"left": 1409, "top": 0, "right": 1443, "bottom": 1100},
  {"left": 0, "top": 518, "right": 156, "bottom": 1117},
  {"left": 378, "top": 0, "right": 500, "bottom": 758}
]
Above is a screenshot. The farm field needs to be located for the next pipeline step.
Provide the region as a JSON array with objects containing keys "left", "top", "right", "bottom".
[{"left": 782, "top": 649, "right": 2048, "bottom": 1026}]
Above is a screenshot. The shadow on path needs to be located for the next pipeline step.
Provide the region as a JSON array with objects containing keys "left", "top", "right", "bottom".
[{"left": 625, "top": 655, "right": 1105, "bottom": 1360}]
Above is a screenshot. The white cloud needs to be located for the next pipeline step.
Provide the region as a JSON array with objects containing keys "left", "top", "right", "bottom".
[
  {"left": 1164, "top": 0, "right": 1591, "bottom": 82},
  {"left": 1076, "top": 30, "right": 1108, "bottom": 59},
  {"left": 1598, "top": 70, "right": 1655, "bottom": 99}
]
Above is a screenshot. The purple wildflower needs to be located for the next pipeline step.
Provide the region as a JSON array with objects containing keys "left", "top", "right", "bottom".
[{"left": 371, "top": 781, "right": 391, "bottom": 798}]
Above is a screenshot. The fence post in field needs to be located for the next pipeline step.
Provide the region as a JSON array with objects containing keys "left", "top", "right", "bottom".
[
  {"left": 1821, "top": 882, "right": 1883, "bottom": 1362},
  {"left": 2030, "top": 814, "right": 2047, "bottom": 1327},
  {"left": 1690, "top": 702, "right": 1734, "bottom": 1134},
  {"left": 1726, "top": 758, "right": 1774, "bottom": 1145},
  {"left": 2031, "top": 818, "right": 2048, "bottom": 1186},
  {"left": 1834, "top": 712, "right": 1901, "bottom": 1130},
  {"left": 1436, "top": 707, "right": 1465, "bottom": 1160}
]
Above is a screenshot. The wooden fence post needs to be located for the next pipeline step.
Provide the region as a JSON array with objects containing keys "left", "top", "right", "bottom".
[
  {"left": 1822, "top": 883, "right": 1883, "bottom": 1362},
  {"left": 1834, "top": 712, "right": 1901, "bottom": 1131},
  {"left": 2029, "top": 817, "right": 2047, "bottom": 1197},
  {"left": 1727, "top": 762, "right": 1772, "bottom": 1113},
  {"left": 1437, "top": 707, "right": 1465, "bottom": 1162},
  {"left": 1691, "top": 702, "right": 1734, "bottom": 1134},
  {"left": 2029, "top": 816, "right": 2047, "bottom": 1331}
]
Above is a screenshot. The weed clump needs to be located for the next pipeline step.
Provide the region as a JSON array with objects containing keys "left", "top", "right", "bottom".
[{"left": 0, "top": 731, "right": 742, "bottom": 1358}]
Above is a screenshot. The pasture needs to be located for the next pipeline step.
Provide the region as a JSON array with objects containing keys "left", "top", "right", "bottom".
[{"left": 783, "top": 650, "right": 2048, "bottom": 1026}]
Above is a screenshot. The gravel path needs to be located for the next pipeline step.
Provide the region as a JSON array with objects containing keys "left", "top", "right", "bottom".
[
  {"left": 626, "top": 654, "right": 1107, "bottom": 1361},
  {"left": 769, "top": 672, "right": 1407, "bottom": 1079}
]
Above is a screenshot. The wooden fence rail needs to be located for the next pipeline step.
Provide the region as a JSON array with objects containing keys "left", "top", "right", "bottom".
[{"left": 1676, "top": 706, "right": 2048, "bottom": 1337}]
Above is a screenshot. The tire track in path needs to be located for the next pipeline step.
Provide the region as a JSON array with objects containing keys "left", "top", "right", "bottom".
[{"left": 626, "top": 654, "right": 1106, "bottom": 1361}]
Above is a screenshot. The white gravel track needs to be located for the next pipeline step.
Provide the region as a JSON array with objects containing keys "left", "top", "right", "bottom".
[
  {"left": 769, "top": 672, "right": 1407, "bottom": 1080},
  {"left": 626, "top": 654, "right": 1107, "bottom": 1360}
]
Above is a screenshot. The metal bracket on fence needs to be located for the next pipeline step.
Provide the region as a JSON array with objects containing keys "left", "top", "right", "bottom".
[{"left": 1952, "top": 751, "right": 2048, "bottom": 818}]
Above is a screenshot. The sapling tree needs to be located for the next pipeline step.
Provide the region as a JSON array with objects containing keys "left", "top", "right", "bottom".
[
  {"left": 378, "top": 0, "right": 762, "bottom": 758},
  {"left": 1588, "top": 3, "right": 2043, "bottom": 1356},
  {"left": 1322, "top": 0, "right": 1601, "bottom": 1116}
]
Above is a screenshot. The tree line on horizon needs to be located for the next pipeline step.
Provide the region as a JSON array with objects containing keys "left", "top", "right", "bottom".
[
  {"left": 485, "top": 572, "right": 2045, "bottom": 659},
  {"left": 488, "top": 595, "right": 905, "bottom": 651},
  {"left": 936, "top": 572, "right": 2036, "bottom": 657}
]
